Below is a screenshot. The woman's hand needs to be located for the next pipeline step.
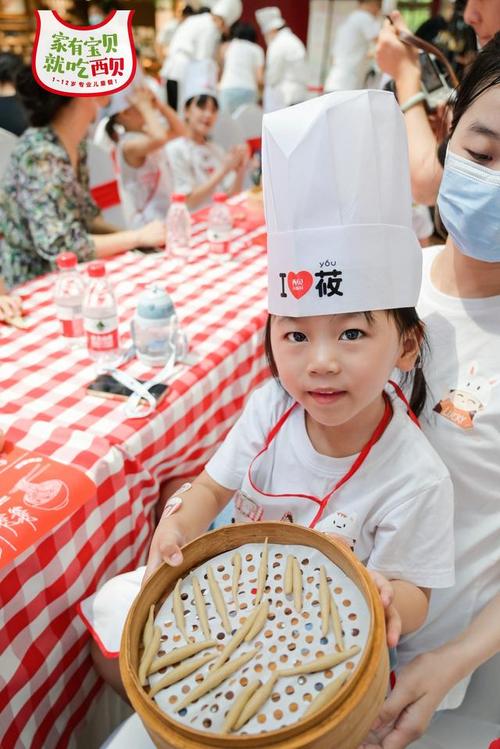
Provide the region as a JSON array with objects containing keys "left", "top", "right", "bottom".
[
  {"left": 359, "top": 650, "right": 458, "bottom": 749},
  {"left": 134, "top": 220, "right": 166, "bottom": 248},
  {"left": 368, "top": 570, "right": 402, "bottom": 649},
  {"left": 0, "top": 294, "right": 22, "bottom": 322},
  {"left": 376, "top": 12, "right": 420, "bottom": 83}
]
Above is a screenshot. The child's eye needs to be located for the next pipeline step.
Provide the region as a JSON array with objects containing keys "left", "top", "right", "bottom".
[
  {"left": 340, "top": 329, "right": 364, "bottom": 341},
  {"left": 286, "top": 331, "right": 307, "bottom": 343},
  {"left": 466, "top": 148, "right": 493, "bottom": 164}
]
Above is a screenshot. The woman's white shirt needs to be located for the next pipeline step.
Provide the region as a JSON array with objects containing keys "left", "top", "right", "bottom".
[
  {"left": 397, "top": 245, "right": 500, "bottom": 709},
  {"left": 219, "top": 39, "right": 265, "bottom": 92}
]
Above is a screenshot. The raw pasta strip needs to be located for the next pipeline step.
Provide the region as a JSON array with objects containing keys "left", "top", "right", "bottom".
[
  {"left": 231, "top": 552, "right": 242, "bottom": 609},
  {"left": 148, "top": 640, "right": 217, "bottom": 676},
  {"left": 330, "top": 590, "right": 345, "bottom": 651},
  {"left": 278, "top": 645, "right": 360, "bottom": 676},
  {"left": 207, "top": 565, "right": 231, "bottom": 634},
  {"left": 142, "top": 604, "right": 155, "bottom": 649},
  {"left": 284, "top": 555, "right": 294, "bottom": 595},
  {"left": 254, "top": 537, "right": 268, "bottom": 606},
  {"left": 233, "top": 674, "right": 278, "bottom": 731},
  {"left": 319, "top": 566, "right": 329, "bottom": 637},
  {"left": 173, "top": 579, "right": 189, "bottom": 642},
  {"left": 174, "top": 648, "right": 258, "bottom": 712},
  {"left": 292, "top": 557, "right": 302, "bottom": 612},
  {"left": 222, "top": 679, "right": 260, "bottom": 733},
  {"left": 212, "top": 602, "right": 263, "bottom": 670},
  {"left": 149, "top": 653, "right": 216, "bottom": 697},
  {"left": 244, "top": 599, "right": 269, "bottom": 642},
  {"left": 303, "top": 671, "right": 349, "bottom": 717},
  {"left": 191, "top": 574, "right": 211, "bottom": 640},
  {"left": 139, "top": 625, "right": 161, "bottom": 685}
]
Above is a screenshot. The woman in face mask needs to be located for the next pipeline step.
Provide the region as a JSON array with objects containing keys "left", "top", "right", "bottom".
[{"left": 362, "top": 34, "right": 500, "bottom": 749}]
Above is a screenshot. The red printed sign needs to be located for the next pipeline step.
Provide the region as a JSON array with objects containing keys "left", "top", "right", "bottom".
[{"left": 0, "top": 442, "right": 96, "bottom": 570}]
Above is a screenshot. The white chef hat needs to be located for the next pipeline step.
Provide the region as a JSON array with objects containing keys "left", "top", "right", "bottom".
[
  {"left": 183, "top": 59, "right": 218, "bottom": 107},
  {"left": 212, "top": 0, "right": 242, "bottom": 27},
  {"left": 262, "top": 90, "right": 422, "bottom": 317},
  {"left": 255, "top": 6, "right": 285, "bottom": 34},
  {"left": 105, "top": 68, "right": 146, "bottom": 118}
]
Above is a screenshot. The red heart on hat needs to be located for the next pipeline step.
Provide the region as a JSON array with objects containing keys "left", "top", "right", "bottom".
[{"left": 288, "top": 271, "right": 313, "bottom": 299}]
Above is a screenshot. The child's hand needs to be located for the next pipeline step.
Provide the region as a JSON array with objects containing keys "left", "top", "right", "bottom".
[
  {"left": 368, "top": 570, "right": 402, "bottom": 648},
  {"left": 143, "top": 513, "right": 187, "bottom": 585}
]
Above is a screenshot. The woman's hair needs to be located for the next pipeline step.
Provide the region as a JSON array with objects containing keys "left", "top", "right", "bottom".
[
  {"left": 230, "top": 22, "right": 258, "bottom": 43},
  {"left": 450, "top": 33, "right": 500, "bottom": 138},
  {"left": 264, "top": 309, "right": 429, "bottom": 417},
  {"left": 185, "top": 94, "right": 219, "bottom": 111},
  {"left": 15, "top": 65, "right": 71, "bottom": 126},
  {"left": 0, "top": 52, "right": 24, "bottom": 85}
]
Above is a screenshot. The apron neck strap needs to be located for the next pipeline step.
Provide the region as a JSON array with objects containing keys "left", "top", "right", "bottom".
[{"left": 388, "top": 379, "right": 421, "bottom": 429}]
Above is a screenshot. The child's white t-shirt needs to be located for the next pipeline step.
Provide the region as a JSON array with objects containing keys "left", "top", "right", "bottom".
[
  {"left": 397, "top": 245, "right": 500, "bottom": 710},
  {"left": 118, "top": 133, "right": 172, "bottom": 228},
  {"left": 165, "top": 136, "right": 233, "bottom": 210},
  {"left": 206, "top": 378, "right": 455, "bottom": 590}
]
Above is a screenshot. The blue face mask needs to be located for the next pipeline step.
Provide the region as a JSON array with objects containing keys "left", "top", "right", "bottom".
[{"left": 437, "top": 150, "right": 500, "bottom": 263}]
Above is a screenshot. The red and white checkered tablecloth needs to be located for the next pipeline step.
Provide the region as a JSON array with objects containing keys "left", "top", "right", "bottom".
[{"left": 0, "top": 197, "right": 270, "bottom": 748}]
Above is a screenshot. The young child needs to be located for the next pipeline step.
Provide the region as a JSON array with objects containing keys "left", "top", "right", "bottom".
[
  {"left": 81, "top": 90, "right": 454, "bottom": 692},
  {"left": 105, "top": 81, "right": 185, "bottom": 228}
]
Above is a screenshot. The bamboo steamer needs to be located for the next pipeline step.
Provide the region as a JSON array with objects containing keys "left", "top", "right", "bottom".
[{"left": 120, "top": 522, "right": 389, "bottom": 749}]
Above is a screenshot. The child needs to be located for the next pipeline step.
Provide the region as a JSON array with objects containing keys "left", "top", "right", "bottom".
[
  {"left": 81, "top": 90, "right": 454, "bottom": 692},
  {"left": 165, "top": 60, "right": 250, "bottom": 210},
  {"left": 105, "top": 82, "right": 185, "bottom": 228}
]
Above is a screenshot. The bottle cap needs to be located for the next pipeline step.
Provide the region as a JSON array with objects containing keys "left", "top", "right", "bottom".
[
  {"left": 56, "top": 252, "right": 78, "bottom": 270},
  {"left": 87, "top": 261, "right": 106, "bottom": 278},
  {"left": 213, "top": 192, "right": 228, "bottom": 203},
  {"left": 171, "top": 193, "right": 187, "bottom": 202}
]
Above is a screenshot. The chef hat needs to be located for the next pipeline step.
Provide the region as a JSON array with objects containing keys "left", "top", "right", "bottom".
[
  {"left": 183, "top": 59, "right": 218, "bottom": 107},
  {"left": 105, "top": 68, "right": 146, "bottom": 118},
  {"left": 262, "top": 90, "right": 422, "bottom": 317},
  {"left": 255, "top": 6, "right": 285, "bottom": 35},
  {"left": 212, "top": 0, "right": 242, "bottom": 27}
]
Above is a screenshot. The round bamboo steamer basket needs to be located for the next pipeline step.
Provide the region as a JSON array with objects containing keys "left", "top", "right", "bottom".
[{"left": 120, "top": 522, "right": 389, "bottom": 749}]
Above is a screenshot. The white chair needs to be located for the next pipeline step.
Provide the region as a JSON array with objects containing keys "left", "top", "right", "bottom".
[
  {"left": 231, "top": 103, "right": 263, "bottom": 142},
  {"left": 0, "top": 127, "right": 19, "bottom": 178},
  {"left": 100, "top": 713, "right": 155, "bottom": 748},
  {"left": 211, "top": 112, "right": 245, "bottom": 151},
  {"left": 87, "top": 141, "right": 132, "bottom": 230}
]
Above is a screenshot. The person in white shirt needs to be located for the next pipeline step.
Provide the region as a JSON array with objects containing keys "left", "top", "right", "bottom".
[
  {"left": 325, "top": 0, "right": 382, "bottom": 92},
  {"left": 362, "top": 38, "right": 500, "bottom": 749},
  {"left": 219, "top": 22, "right": 265, "bottom": 114},
  {"left": 165, "top": 60, "right": 249, "bottom": 210},
  {"left": 255, "top": 6, "right": 309, "bottom": 111},
  {"left": 160, "top": 0, "right": 243, "bottom": 111},
  {"left": 105, "top": 85, "right": 185, "bottom": 228}
]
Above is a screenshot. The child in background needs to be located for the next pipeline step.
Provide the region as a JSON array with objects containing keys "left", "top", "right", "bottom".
[
  {"left": 81, "top": 90, "right": 454, "bottom": 695},
  {"left": 105, "top": 84, "right": 185, "bottom": 228}
]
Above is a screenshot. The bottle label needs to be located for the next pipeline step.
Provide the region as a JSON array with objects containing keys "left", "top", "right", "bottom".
[
  {"left": 84, "top": 315, "right": 119, "bottom": 353},
  {"left": 56, "top": 304, "right": 84, "bottom": 338}
]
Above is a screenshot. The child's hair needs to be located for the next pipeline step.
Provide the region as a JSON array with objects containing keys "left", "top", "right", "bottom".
[
  {"left": 264, "top": 308, "right": 428, "bottom": 417},
  {"left": 105, "top": 113, "right": 121, "bottom": 143},
  {"left": 185, "top": 94, "right": 219, "bottom": 111}
]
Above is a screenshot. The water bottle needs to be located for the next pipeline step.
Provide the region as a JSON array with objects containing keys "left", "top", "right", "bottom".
[
  {"left": 82, "top": 261, "right": 120, "bottom": 365},
  {"left": 131, "top": 285, "right": 182, "bottom": 367},
  {"left": 207, "top": 192, "right": 233, "bottom": 258},
  {"left": 53, "top": 252, "right": 85, "bottom": 347},
  {"left": 166, "top": 193, "right": 191, "bottom": 258}
]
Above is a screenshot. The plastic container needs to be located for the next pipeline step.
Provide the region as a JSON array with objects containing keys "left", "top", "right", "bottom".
[
  {"left": 53, "top": 252, "right": 85, "bottom": 347},
  {"left": 131, "top": 285, "right": 180, "bottom": 368},
  {"left": 166, "top": 194, "right": 191, "bottom": 258},
  {"left": 207, "top": 193, "right": 232, "bottom": 258},
  {"left": 82, "top": 261, "right": 120, "bottom": 365}
]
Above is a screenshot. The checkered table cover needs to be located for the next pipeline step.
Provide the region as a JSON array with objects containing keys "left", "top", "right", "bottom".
[{"left": 0, "top": 197, "right": 270, "bottom": 748}]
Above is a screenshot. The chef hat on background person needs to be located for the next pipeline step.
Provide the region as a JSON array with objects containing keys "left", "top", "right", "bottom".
[
  {"left": 212, "top": 0, "right": 243, "bottom": 27},
  {"left": 255, "top": 6, "right": 285, "bottom": 35},
  {"left": 105, "top": 67, "right": 146, "bottom": 118},
  {"left": 262, "top": 90, "right": 422, "bottom": 317},
  {"left": 183, "top": 59, "right": 218, "bottom": 107}
]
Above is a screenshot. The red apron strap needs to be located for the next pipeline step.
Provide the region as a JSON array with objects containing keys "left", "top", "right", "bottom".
[{"left": 388, "top": 379, "right": 421, "bottom": 428}]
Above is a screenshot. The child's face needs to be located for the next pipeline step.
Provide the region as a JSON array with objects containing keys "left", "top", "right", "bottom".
[
  {"left": 185, "top": 99, "right": 218, "bottom": 138},
  {"left": 270, "top": 312, "right": 418, "bottom": 430}
]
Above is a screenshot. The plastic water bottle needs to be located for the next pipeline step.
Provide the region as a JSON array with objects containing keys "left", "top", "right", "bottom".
[
  {"left": 82, "top": 261, "right": 120, "bottom": 365},
  {"left": 53, "top": 252, "right": 85, "bottom": 347},
  {"left": 207, "top": 192, "right": 233, "bottom": 258},
  {"left": 166, "top": 193, "right": 191, "bottom": 258}
]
